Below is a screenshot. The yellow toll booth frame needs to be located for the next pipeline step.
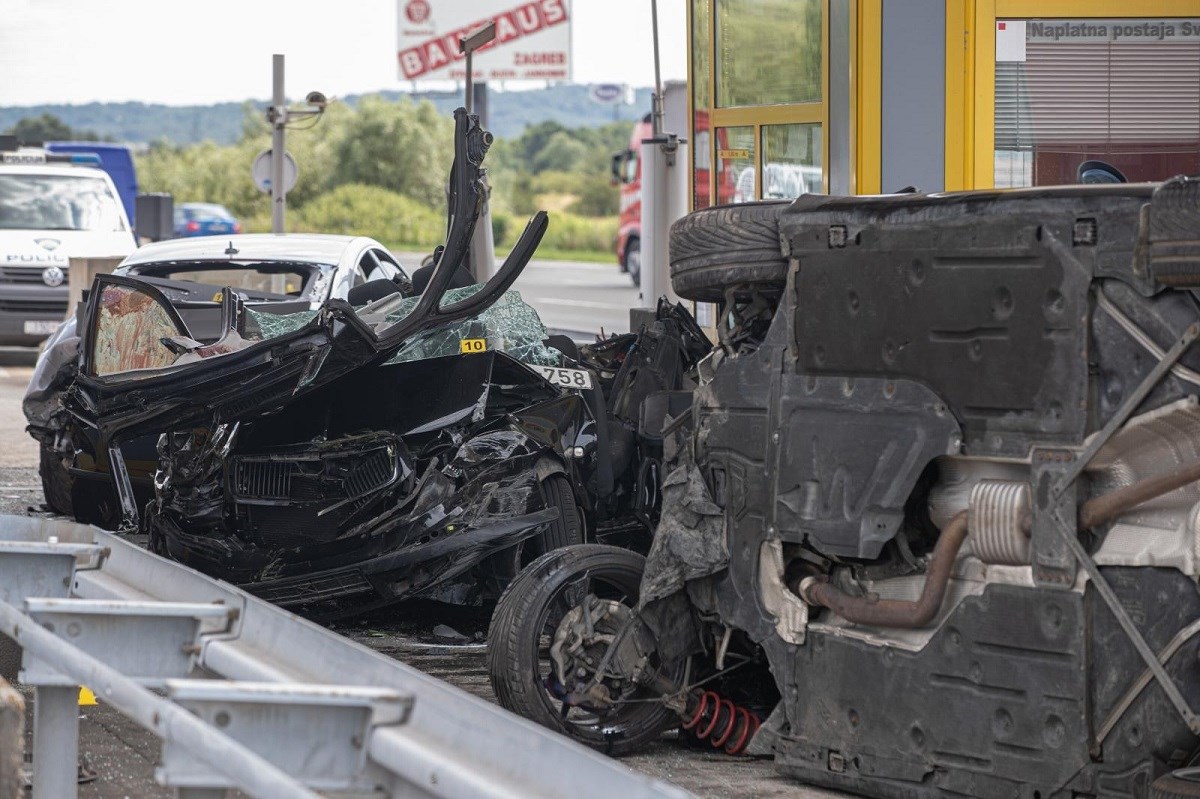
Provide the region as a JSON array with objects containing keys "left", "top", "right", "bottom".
[
  {"left": 943, "top": 0, "right": 1199, "bottom": 191},
  {"left": 690, "top": 0, "right": 1199, "bottom": 204}
]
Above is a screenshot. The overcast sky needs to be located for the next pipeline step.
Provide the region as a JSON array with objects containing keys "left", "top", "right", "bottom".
[{"left": 0, "top": 0, "right": 687, "bottom": 107}]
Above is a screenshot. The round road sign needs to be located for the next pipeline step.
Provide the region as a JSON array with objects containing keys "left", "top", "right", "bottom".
[{"left": 252, "top": 149, "right": 299, "bottom": 194}]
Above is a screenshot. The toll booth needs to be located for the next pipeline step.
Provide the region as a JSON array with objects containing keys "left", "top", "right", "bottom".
[{"left": 685, "top": 0, "right": 1200, "bottom": 205}]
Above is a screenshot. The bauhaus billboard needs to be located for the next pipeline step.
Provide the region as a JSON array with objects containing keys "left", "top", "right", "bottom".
[{"left": 397, "top": 0, "right": 572, "bottom": 83}]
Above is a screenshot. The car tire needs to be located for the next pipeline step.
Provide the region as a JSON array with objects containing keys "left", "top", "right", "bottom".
[
  {"left": 38, "top": 444, "right": 72, "bottom": 517},
  {"left": 487, "top": 544, "right": 677, "bottom": 756},
  {"left": 534, "top": 474, "right": 583, "bottom": 555},
  {"left": 669, "top": 201, "right": 790, "bottom": 302},
  {"left": 479, "top": 473, "right": 583, "bottom": 599},
  {"left": 625, "top": 238, "right": 641, "bottom": 287},
  {"left": 1152, "top": 770, "right": 1200, "bottom": 799}
]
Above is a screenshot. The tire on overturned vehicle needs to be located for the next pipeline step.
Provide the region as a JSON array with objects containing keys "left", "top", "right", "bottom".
[
  {"left": 486, "top": 544, "right": 678, "bottom": 756},
  {"left": 668, "top": 200, "right": 789, "bottom": 302}
]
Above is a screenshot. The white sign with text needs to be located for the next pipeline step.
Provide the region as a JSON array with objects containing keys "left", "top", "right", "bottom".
[{"left": 397, "top": 0, "right": 572, "bottom": 83}]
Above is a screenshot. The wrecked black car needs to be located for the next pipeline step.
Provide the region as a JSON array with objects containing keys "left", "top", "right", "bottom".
[
  {"left": 489, "top": 178, "right": 1200, "bottom": 798},
  {"left": 26, "top": 231, "right": 419, "bottom": 524},
  {"left": 24, "top": 108, "right": 710, "bottom": 618}
]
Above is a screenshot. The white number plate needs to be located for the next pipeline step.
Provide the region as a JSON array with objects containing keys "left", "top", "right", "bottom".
[
  {"left": 535, "top": 365, "right": 593, "bottom": 390},
  {"left": 2, "top": 152, "right": 47, "bottom": 165},
  {"left": 23, "top": 320, "right": 60, "bottom": 335}
]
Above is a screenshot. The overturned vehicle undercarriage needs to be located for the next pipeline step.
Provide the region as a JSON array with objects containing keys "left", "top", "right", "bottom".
[
  {"left": 489, "top": 178, "right": 1200, "bottom": 798},
  {"left": 25, "top": 109, "right": 710, "bottom": 618}
]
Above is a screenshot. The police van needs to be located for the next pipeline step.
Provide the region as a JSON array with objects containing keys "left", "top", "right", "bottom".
[{"left": 0, "top": 139, "right": 137, "bottom": 345}]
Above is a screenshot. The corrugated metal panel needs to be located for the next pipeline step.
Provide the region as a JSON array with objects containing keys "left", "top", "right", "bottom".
[{"left": 996, "top": 40, "right": 1200, "bottom": 148}]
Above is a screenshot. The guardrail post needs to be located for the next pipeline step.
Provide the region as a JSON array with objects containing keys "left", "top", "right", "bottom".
[{"left": 32, "top": 685, "right": 78, "bottom": 799}]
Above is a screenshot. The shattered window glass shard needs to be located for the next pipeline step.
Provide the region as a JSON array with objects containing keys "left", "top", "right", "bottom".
[
  {"left": 385, "top": 288, "right": 562, "bottom": 367},
  {"left": 91, "top": 284, "right": 186, "bottom": 377},
  {"left": 244, "top": 307, "right": 319, "bottom": 340}
]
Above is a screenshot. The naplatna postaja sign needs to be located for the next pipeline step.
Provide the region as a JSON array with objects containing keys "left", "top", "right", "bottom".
[{"left": 397, "top": 0, "right": 571, "bottom": 83}]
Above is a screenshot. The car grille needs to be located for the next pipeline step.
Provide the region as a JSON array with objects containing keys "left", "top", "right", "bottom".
[
  {"left": 232, "top": 460, "right": 291, "bottom": 500},
  {"left": 0, "top": 299, "right": 68, "bottom": 315},
  {"left": 0, "top": 266, "right": 53, "bottom": 285},
  {"left": 228, "top": 440, "right": 405, "bottom": 548}
]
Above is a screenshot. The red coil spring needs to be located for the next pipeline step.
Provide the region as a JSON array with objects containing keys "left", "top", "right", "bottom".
[{"left": 680, "top": 689, "right": 761, "bottom": 755}]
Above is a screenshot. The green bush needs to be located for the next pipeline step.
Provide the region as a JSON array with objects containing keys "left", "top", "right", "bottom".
[
  {"left": 291, "top": 184, "right": 445, "bottom": 249},
  {"left": 567, "top": 173, "right": 619, "bottom": 217},
  {"left": 539, "top": 212, "right": 617, "bottom": 254},
  {"left": 490, "top": 211, "right": 513, "bottom": 248}
]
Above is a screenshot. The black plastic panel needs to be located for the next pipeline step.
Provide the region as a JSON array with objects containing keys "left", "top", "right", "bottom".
[{"left": 781, "top": 188, "right": 1154, "bottom": 458}]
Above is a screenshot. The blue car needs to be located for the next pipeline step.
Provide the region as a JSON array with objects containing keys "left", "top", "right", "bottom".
[{"left": 174, "top": 203, "right": 242, "bottom": 237}]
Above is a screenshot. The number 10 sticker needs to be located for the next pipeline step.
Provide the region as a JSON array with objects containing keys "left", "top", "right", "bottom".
[{"left": 460, "top": 338, "right": 487, "bottom": 354}]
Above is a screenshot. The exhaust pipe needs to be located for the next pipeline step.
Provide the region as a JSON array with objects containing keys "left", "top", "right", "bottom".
[
  {"left": 795, "top": 511, "right": 968, "bottom": 629},
  {"left": 796, "top": 457, "right": 1200, "bottom": 628}
]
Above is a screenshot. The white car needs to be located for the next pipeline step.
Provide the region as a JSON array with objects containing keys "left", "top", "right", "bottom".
[{"left": 113, "top": 233, "right": 411, "bottom": 311}]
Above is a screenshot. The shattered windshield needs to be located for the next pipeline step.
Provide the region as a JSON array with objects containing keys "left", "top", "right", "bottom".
[
  {"left": 243, "top": 286, "right": 562, "bottom": 367},
  {"left": 91, "top": 283, "right": 187, "bottom": 376},
  {"left": 384, "top": 286, "right": 561, "bottom": 367}
]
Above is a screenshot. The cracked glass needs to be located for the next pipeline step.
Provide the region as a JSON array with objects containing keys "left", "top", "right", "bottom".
[
  {"left": 245, "top": 307, "right": 319, "bottom": 340},
  {"left": 385, "top": 287, "right": 562, "bottom": 366}
]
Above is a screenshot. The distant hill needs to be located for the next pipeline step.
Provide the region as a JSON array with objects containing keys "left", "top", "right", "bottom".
[{"left": 0, "top": 84, "right": 656, "bottom": 146}]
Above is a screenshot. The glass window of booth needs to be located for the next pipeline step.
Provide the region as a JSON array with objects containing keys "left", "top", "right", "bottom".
[
  {"left": 715, "top": 0, "right": 823, "bottom": 108},
  {"left": 690, "top": 0, "right": 827, "bottom": 208},
  {"left": 994, "top": 17, "right": 1200, "bottom": 187}
]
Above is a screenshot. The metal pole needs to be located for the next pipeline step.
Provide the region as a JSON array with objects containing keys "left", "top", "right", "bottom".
[
  {"left": 464, "top": 53, "right": 474, "bottom": 115},
  {"left": 650, "top": 0, "right": 664, "bottom": 137},
  {"left": 32, "top": 686, "right": 77, "bottom": 799},
  {"left": 271, "top": 54, "right": 286, "bottom": 235},
  {"left": 640, "top": 138, "right": 666, "bottom": 308}
]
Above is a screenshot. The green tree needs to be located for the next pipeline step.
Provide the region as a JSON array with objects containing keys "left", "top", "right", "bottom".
[
  {"left": 531, "top": 130, "right": 588, "bottom": 174},
  {"left": 332, "top": 96, "right": 453, "bottom": 208},
  {"left": 5, "top": 113, "right": 94, "bottom": 143},
  {"left": 512, "top": 121, "right": 568, "bottom": 172},
  {"left": 567, "top": 173, "right": 619, "bottom": 217}
]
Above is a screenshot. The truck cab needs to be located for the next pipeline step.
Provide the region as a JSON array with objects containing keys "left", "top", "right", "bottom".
[
  {"left": 611, "top": 115, "right": 653, "bottom": 287},
  {"left": 0, "top": 144, "right": 137, "bottom": 345}
]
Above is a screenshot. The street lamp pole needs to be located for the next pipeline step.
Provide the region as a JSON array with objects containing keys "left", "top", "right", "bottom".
[{"left": 264, "top": 54, "right": 326, "bottom": 235}]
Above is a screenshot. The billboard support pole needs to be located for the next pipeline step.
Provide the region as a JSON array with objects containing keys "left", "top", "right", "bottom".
[{"left": 460, "top": 23, "right": 498, "bottom": 283}]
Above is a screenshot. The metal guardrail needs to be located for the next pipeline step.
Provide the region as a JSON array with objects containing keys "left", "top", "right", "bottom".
[{"left": 0, "top": 515, "right": 694, "bottom": 799}]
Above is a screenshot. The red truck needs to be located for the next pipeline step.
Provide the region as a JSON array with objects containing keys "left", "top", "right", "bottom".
[
  {"left": 611, "top": 110, "right": 734, "bottom": 286},
  {"left": 610, "top": 115, "right": 653, "bottom": 287}
]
